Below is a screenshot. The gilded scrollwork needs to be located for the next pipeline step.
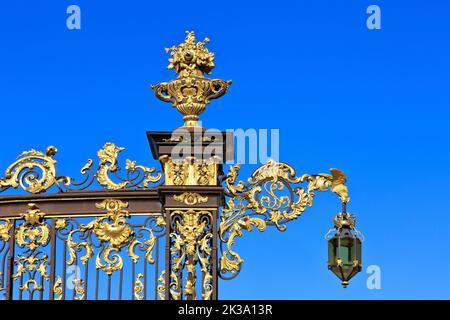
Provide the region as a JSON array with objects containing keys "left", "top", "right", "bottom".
[
  {"left": 174, "top": 192, "right": 208, "bottom": 205},
  {"left": 219, "top": 216, "right": 266, "bottom": 275},
  {"left": 156, "top": 270, "right": 166, "bottom": 300},
  {"left": 0, "top": 219, "right": 12, "bottom": 242},
  {"left": 95, "top": 246, "right": 123, "bottom": 275},
  {"left": 73, "top": 143, "right": 162, "bottom": 191},
  {"left": 44, "top": 210, "right": 165, "bottom": 300},
  {"left": 0, "top": 143, "right": 162, "bottom": 195},
  {"left": 53, "top": 275, "right": 63, "bottom": 300},
  {"left": 66, "top": 199, "right": 133, "bottom": 275},
  {"left": 156, "top": 270, "right": 182, "bottom": 300},
  {"left": 169, "top": 210, "right": 213, "bottom": 300},
  {"left": 11, "top": 204, "right": 51, "bottom": 296},
  {"left": 198, "top": 233, "right": 213, "bottom": 300},
  {"left": 96, "top": 143, "right": 129, "bottom": 190},
  {"left": 64, "top": 199, "right": 165, "bottom": 278},
  {"left": 72, "top": 278, "right": 85, "bottom": 300},
  {"left": 128, "top": 235, "right": 155, "bottom": 264},
  {"left": 219, "top": 160, "right": 350, "bottom": 278},
  {"left": 160, "top": 155, "right": 219, "bottom": 186},
  {"left": 95, "top": 143, "right": 162, "bottom": 190},
  {"left": 134, "top": 273, "right": 144, "bottom": 300},
  {"left": 93, "top": 199, "right": 134, "bottom": 247},
  {"left": 15, "top": 204, "right": 50, "bottom": 251},
  {"left": 169, "top": 270, "right": 181, "bottom": 300},
  {"left": 13, "top": 253, "right": 49, "bottom": 281},
  {"left": 0, "top": 146, "right": 70, "bottom": 194}
]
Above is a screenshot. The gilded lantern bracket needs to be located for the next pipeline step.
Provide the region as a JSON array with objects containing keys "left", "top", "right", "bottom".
[{"left": 218, "top": 160, "right": 352, "bottom": 279}]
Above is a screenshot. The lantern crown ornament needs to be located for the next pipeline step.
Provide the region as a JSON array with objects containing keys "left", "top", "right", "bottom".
[{"left": 151, "top": 31, "right": 232, "bottom": 128}]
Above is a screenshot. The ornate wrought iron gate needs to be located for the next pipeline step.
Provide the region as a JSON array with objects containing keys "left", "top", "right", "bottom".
[{"left": 0, "top": 32, "right": 361, "bottom": 300}]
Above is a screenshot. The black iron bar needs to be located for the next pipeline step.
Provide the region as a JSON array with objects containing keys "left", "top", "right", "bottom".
[
  {"left": 5, "top": 220, "right": 15, "bottom": 300},
  {"left": 49, "top": 219, "right": 57, "bottom": 300},
  {"left": 95, "top": 268, "right": 99, "bottom": 300},
  {"left": 118, "top": 267, "right": 123, "bottom": 300}
]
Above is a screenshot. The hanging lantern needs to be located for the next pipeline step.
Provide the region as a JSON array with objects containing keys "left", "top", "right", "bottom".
[{"left": 327, "top": 212, "right": 362, "bottom": 288}]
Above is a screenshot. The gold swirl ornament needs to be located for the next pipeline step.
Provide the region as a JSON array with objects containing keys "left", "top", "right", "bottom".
[{"left": 0, "top": 146, "right": 70, "bottom": 193}]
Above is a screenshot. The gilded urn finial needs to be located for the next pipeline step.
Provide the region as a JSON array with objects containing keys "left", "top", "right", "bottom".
[{"left": 151, "top": 31, "right": 232, "bottom": 128}]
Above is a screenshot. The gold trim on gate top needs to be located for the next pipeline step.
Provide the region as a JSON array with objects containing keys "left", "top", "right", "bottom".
[{"left": 0, "top": 143, "right": 162, "bottom": 195}]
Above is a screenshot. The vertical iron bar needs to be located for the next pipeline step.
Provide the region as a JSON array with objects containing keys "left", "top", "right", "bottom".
[
  {"left": 164, "top": 210, "right": 171, "bottom": 300},
  {"left": 18, "top": 275, "right": 23, "bottom": 300},
  {"left": 212, "top": 210, "right": 218, "bottom": 300},
  {"left": 72, "top": 261, "right": 77, "bottom": 300},
  {"left": 201, "top": 250, "right": 205, "bottom": 299},
  {"left": 107, "top": 274, "right": 111, "bottom": 300},
  {"left": 178, "top": 261, "right": 183, "bottom": 300},
  {"left": 95, "top": 268, "right": 99, "bottom": 300},
  {"left": 84, "top": 261, "right": 89, "bottom": 300},
  {"left": 144, "top": 260, "right": 147, "bottom": 300},
  {"left": 39, "top": 274, "right": 44, "bottom": 300},
  {"left": 5, "top": 220, "right": 15, "bottom": 300},
  {"left": 118, "top": 267, "right": 123, "bottom": 300},
  {"left": 62, "top": 241, "right": 67, "bottom": 300},
  {"left": 49, "top": 218, "right": 57, "bottom": 300},
  {"left": 154, "top": 237, "right": 159, "bottom": 300},
  {"left": 131, "top": 262, "right": 135, "bottom": 300},
  {"left": 0, "top": 248, "right": 5, "bottom": 294}
]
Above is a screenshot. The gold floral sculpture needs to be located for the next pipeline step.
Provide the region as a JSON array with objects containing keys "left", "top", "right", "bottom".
[{"left": 151, "top": 31, "right": 232, "bottom": 128}]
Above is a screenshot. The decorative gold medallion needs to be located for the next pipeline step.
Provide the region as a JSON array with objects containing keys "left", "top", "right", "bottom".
[{"left": 174, "top": 192, "right": 208, "bottom": 205}]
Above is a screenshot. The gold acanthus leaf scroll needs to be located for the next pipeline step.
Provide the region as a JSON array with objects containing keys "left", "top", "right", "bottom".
[
  {"left": 156, "top": 270, "right": 182, "bottom": 300},
  {"left": 173, "top": 192, "right": 208, "bottom": 205},
  {"left": 169, "top": 210, "right": 213, "bottom": 300},
  {"left": 66, "top": 199, "right": 133, "bottom": 275},
  {"left": 219, "top": 160, "right": 350, "bottom": 277},
  {"left": 0, "top": 146, "right": 69, "bottom": 194},
  {"left": 0, "top": 219, "right": 12, "bottom": 242},
  {"left": 134, "top": 273, "right": 145, "bottom": 300},
  {"left": 0, "top": 143, "right": 162, "bottom": 194},
  {"left": 65, "top": 199, "right": 163, "bottom": 276},
  {"left": 53, "top": 275, "right": 63, "bottom": 300},
  {"left": 15, "top": 203, "right": 50, "bottom": 251}
]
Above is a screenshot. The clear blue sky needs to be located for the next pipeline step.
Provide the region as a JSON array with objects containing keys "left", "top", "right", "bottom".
[{"left": 0, "top": 0, "right": 449, "bottom": 299}]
